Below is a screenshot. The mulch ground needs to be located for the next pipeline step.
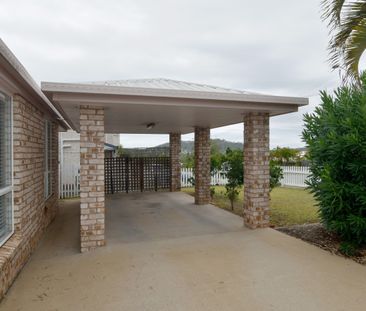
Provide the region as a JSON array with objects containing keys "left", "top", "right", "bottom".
[{"left": 276, "top": 223, "right": 366, "bottom": 265}]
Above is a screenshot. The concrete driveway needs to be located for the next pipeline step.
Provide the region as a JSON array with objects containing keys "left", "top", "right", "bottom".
[{"left": 1, "top": 192, "right": 366, "bottom": 311}]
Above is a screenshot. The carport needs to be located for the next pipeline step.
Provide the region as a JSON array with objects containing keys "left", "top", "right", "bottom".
[{"left": 42, "top": 78, "right": 307, "bottom": 252}]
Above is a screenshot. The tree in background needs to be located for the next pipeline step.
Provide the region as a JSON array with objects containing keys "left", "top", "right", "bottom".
[
  {"left": 303, "top": 73, "right": 366, "bottom": 255},
  {"left": 270, "top": 146, "right": 303, "bottom": 165},
  {"left": 181, "top": 153, "right": 194, "bottom": 168},
  {"left": 210, "top": 141, "right": 225, "bottom": 174},
  {"left": 322, "top": 0, "right": 366, "bottom": 82},
  {"left": 116, "top": 145, "right": 124, "bottom": 157}
]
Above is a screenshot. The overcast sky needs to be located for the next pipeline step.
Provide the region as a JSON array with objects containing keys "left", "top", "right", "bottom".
[{"left": 1, "top": 0, "right": 341, "bottom": 148}]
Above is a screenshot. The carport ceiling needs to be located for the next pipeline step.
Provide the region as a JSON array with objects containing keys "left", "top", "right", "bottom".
[{"left": 41, "top": 78, "right": 308, "bottom": 134}]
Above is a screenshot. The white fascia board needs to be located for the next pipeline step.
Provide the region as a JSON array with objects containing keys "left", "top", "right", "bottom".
[
  {"left": 52, "top": 93, "right": 300, "bottom": 116},
  {"left": 41, "top": 81, "right": 309, "bottom": 107}
]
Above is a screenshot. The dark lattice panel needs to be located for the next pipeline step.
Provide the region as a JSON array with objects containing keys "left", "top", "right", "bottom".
[
  {"left": 155, "top": 157, "right": 171, "bottom": 190},
  {"left": 105, "top": 157, "right": 127, "bottom": 194},
  {"left": 128, "top": 158, "right": 140, "bottom": 192},
  {"left": 105, "top": 157, "right": 171, "bottom": 194},
  {"left": 143, "top": 157, "right": 155, "bottom": 191}
]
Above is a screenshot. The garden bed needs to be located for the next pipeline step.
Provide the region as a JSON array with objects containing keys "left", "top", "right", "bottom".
[{"left": 277, "top": 223, "right": 366, "bottom": 265}]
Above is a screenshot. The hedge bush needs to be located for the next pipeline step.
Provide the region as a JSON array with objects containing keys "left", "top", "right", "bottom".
[{"left": 302, "top": 75, "right": 366, "bottom": 252}]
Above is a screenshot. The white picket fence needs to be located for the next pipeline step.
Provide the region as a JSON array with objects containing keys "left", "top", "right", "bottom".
[
  {"left": 181, "top": 166, "right": 310, "bottom": 188},
  {"left": 181, "top": 168, "right": 228, "bottom": 187},
  {"left": 59, "top": 165, "right": 310, "bottom": 198},
  {"left": 280, "top": 166, "right": 310, "bottom": 188},
  {"left": 59, "top": 165, "right": 80, "bottom": 199}
]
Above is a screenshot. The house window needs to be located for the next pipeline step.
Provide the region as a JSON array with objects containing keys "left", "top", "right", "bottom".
[
  {"left": 44, "top": 120, "right": 52, "bottom": 199},
  {"left": 0, "top": 91, "right": 13, "bottom": 246}
]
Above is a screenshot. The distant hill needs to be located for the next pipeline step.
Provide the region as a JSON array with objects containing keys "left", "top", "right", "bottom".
[
  {"left": 157, "top": 139, "right": 243, "bottom": 154},
  {"left": 123, "top": 140, "right": 307, "bottom": 157}
]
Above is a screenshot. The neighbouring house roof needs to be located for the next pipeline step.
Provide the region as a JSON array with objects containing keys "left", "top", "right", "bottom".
[
  {"left": 84, "top": 78, "right": 258, "bottom": 95},
  {"left": 0, "top": 39, "right": 71, "bottom": 130},
  {"left": 42, "top": 78, "right": 308, "bottom": 134},
  {"left": 104, "top": 143, "right": 118, "bottom": 151}
]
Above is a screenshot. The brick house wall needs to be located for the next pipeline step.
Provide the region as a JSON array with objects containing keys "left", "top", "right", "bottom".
[{"left": 0, "top": 94, "right": 59, "bottom": 300}]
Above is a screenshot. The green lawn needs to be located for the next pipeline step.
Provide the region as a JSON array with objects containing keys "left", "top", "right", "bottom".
[{"left": 182, "top": 186, "right": 319, "bottom": 227}]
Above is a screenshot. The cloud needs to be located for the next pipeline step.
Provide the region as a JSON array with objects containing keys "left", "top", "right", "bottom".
[{"left": 0, "top": 0, "right": 341, "bottom": 148}]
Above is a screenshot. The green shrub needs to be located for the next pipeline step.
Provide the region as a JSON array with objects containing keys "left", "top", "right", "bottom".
[
  {"left": 222, "top": 148, "right": 282, "bottom": 207},
  {"left": 222, "top": 148, "right": 243, "bottom": 210},
  {"left": 270, "top": 161, "right": 283, "bottom": 191},
  {"left": 210, "top": 187, "right": 216, "bottom": 200},
  {"left": 302, "top": 74, "right": 366, "bottom": 248},
  {"left": 225, "top": 184, "right": 240, "bottom": 210},
  {"left": 223, "top": 148, "right": 243, "bottom": 185},
  {"left": 339, "top": 242, "right": 357, "bottom": 257}
]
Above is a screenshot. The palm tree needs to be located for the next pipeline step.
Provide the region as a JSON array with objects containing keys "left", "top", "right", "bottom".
[{"left": 322, "top": 0, "right": 366, "bottom": 83}]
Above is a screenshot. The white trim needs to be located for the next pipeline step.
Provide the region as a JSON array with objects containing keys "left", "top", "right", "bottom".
[
  {"left": 0, "top": 186, "right": 12, "bottom": 197},
  {"left": 0, "top": 230, "right": 13, "bottom": 248},
  {"left": 41, "top": 81, "right": 309, "bottom": 106},
  {"left": 0, "top": 91, "right": 14, "bottom": 247}
]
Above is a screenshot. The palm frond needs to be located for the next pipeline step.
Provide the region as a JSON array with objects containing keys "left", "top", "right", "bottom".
[
  {"left": 331, "top": 2, "right": 366, "bottom": 49},
  {"left": 323, "top": 0, "right": 366, "bottom": 83},
  {"left": 344, "top": 19, "right": 366, "bottom": 81},
  {"left": 322, "top": 0, "right": 346, "bottom": 26}
]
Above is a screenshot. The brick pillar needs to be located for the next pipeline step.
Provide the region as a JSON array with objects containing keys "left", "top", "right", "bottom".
[
  {"left": 170, "top": 133, "right": 181, "bottom": 192},
  {"left": 80, "top": 105, "right": 105, "bottom": 253},
  {"left": 243, "top": 113, "right": 270, "bottom": 229},
  {"left": 194, "top": 127, "right": 210, "bottom": 205}
]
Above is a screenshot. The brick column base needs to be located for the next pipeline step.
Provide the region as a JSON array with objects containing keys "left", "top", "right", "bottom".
[
  {"left": 170, "top": 133, "right": 181, "bottom": 192},
  {"left": 80, "top": 105, "right": 105, "bottom": 252},
  {"left": 243, "top": 113, "right": 270, "bottom": 229},
  {"left": 194, "top": 127, "right": 210, "bottom": 205}
]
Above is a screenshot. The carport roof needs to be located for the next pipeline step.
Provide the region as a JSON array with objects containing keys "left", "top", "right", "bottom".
[
  {"left": 41, "top": 78, "right": 308, "bottom": 134},
  {"left": 84, "top": 78, "right": 257, "bottom": 95}
]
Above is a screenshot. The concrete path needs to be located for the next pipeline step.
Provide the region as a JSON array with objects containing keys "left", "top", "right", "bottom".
[{"left": 1, "top": 192, "right": 366, "bottom": 311}]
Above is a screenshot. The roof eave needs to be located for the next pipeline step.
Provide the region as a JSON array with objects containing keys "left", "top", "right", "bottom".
[{"left": 41, "top": 81, "right": 309, "bottom": 108}]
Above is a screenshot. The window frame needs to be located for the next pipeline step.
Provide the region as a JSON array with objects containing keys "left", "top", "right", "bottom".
[
  {"left": 0, "top": 91, "right": 14, "bottom": 247},
  {"left": 44, "top": 120, "right": 53, "bottom": 200}
]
